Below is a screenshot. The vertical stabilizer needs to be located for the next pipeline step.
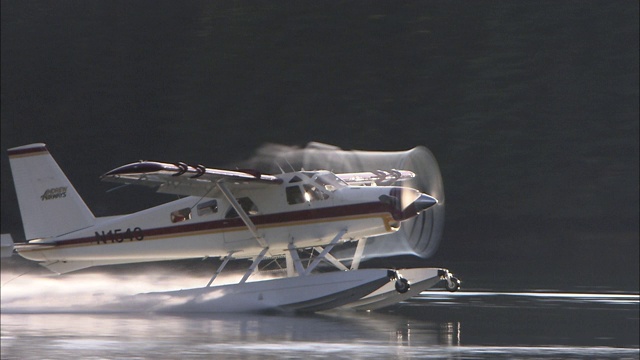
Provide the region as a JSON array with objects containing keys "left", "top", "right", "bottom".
[{"left": 7, "top": 143, "right": 95, "bottom": 240}]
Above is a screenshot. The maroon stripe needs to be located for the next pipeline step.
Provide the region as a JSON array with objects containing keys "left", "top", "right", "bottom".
[
  {"left": 7, "top": 144, "right": 48, "bottom": 157},
  {"left": 52, "top": 202, "right": 394, "bottom": 247}
]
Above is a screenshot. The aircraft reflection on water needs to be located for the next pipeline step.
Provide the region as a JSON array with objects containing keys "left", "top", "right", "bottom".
[
  {"left": 0, "top": 311, "right": 464, "bottom": 359},
  {"left": 2, "top": 291, "right": 638, "bottom": 360},
  {"left": 415, "top": 291, "right": 640, "bottom": 303}
]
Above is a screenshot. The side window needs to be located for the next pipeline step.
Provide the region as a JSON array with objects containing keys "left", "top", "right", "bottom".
[
  {"left": 171, "top": 208, "right": 192, "bottom": 223},
  {"left": 225, "top": 197, "right": 259, "bottom": 218},
  {"left": 197, "top": 200, "right": 218, "bottom": 216},
  {"left": 286, "top": 185, "right": 305, "bottom": 205}
]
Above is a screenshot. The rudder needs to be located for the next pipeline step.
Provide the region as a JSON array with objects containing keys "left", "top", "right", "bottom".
[{"left": 7, "top": 143, "right": 95, "bottom": 240}]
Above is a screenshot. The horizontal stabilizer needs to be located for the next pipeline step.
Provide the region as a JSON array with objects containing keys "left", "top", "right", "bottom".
[
  {"left": 40, "top": 260, "right": 103, "bottom": 274},
  {"left": 40, "top": 258, "right": 174, "bottom": 274},
  {"left": 1, "top": 234, "right": 14, "bottom": 258}
]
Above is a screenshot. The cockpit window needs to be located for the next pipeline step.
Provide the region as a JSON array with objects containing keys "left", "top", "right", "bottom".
[
  {"left": 225, "top": 197, "right": 259, "bottom": 218},
  {"left": 314, "top": 173, "right": 346, "bottom": 192},
  {"left": 303, "top": 184, "right": 329, "bottom": 200},
  {"left": 287, "top": 184, "right": 329, "bottom": 205}
]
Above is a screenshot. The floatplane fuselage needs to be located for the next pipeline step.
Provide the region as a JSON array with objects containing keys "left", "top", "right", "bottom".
[{"left": 3, "top": 143, "right": 459, "bottom": 312}]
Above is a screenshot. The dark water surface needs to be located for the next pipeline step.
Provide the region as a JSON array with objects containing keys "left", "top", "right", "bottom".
[{"left": 2, "top": 291, "right": 637, "bottom": 359}]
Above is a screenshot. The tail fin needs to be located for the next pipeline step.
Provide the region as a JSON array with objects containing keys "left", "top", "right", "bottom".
[{"left": 7, "top": 143, "right": 95, "bottom": 240}]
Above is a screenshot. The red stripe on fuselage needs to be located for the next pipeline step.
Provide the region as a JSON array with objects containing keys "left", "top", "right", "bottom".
[{"left": 44, "top": 201, "right": 394, "bottom": 248}]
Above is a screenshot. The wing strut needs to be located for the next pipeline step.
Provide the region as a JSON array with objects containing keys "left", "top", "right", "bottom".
[
  {"left": 350, "top": 238, "right": 367, "bottom": 270},
  {"left": 239, "top": 247, "right": 269, "bottom": 284},
  {"left": 285, "top": 229, "right": 347, "bottom": 277},
  {"left": 216, "top": 180, "right": 270, "bottom": 284},
  {"left": 303, "top": 229, "right": 347, "bottom": 275},
  {"left": 216, "top": 180, "right": 268, "bottom": 249},
  {"left": 206, "top": 252, "right": 234, "bottom": 287},
  {"left": 285, "top": 249, "right": 296, "bottom": 277},
  {"left": 313, "top": 247, "right": 349, "bottom": 271},
  {"left": 287, "top": 243, "right": 306, "bottom": 276}
]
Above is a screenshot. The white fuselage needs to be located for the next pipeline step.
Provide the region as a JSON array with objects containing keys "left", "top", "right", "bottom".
[{"left": 18, "top": 172, "right": 407, "bottom": 265}]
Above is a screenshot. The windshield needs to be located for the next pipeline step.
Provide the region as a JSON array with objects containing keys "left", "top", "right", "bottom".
[{"left": 313, "top": 172, "right": 347, "bottom": 192}]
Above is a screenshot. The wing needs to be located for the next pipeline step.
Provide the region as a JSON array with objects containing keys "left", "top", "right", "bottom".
[
  {"left": 336, "top": 170, "right": 415, "bottom": 186},
  {"left": 101, "top": 161, "right": 283, "bottom": 197}
]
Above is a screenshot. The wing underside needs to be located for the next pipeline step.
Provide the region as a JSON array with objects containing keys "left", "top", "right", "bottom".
[{"left": 101, "top": 161, "right": 283, "bottom": 197}]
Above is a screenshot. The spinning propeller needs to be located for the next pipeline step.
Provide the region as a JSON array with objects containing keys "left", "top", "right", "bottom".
[{"left": 241, "top": 142, "right": 445, "bottom": 258}]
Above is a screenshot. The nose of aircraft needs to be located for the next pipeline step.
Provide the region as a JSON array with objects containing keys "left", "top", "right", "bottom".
[
  {"left": 381, "top": 187, "right": 439, "bottom": 221},
  {"left": 414, "top": 193, "right": 438, "bottom": 212}
]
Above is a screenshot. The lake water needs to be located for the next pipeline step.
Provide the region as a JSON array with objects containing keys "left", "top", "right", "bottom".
[{"left": 2, "top": 289, "right": 638, "bottom": 359}]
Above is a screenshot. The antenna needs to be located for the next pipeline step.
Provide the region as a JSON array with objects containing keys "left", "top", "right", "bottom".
[{"left": 191, "top": 186, "right": 216, "bottom": 210}]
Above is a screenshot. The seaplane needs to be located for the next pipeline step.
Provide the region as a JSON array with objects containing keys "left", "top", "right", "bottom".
[{"left": 2, "top": 143, "right": 460, "bottom": 313}]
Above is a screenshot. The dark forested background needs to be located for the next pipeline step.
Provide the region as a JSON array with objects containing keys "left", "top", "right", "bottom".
[{"left": 2, "top": 1, "right": 638, "bottom": 291}]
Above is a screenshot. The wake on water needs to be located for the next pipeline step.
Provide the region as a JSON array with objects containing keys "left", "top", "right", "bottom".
[
  {"left": 0, "top": 269, "right": 280, "bottom": 313},
  {"left": 3, "top": 267, "right": 638, "bottom": 313},
  {"left": 2, "top": 271, "right": 638, "bottom": 360}
]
